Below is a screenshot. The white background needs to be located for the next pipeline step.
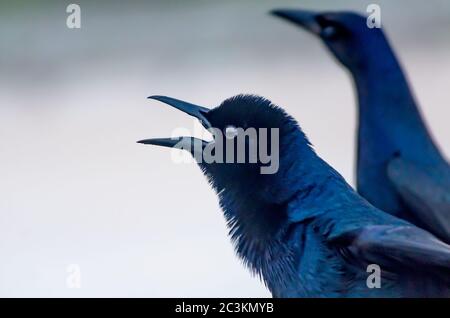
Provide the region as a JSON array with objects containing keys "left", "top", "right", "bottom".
[{"left": 1, "top": 0, "right": 449, "bottom": 297}]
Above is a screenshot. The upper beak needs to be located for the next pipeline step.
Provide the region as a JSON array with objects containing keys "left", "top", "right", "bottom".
[
  {"left": 137, "top": 96, "right": 212, "bottom": 153},
  {"left": 148, "top": 95, "right": 212, "bottom": 128},
  {"left": 271, "top": 9, "right": 322, "bottom": 35}
]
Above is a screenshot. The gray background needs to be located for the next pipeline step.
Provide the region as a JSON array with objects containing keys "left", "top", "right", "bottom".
[{"left": 1, "top": 0, "right": 449, "bottom": 297}]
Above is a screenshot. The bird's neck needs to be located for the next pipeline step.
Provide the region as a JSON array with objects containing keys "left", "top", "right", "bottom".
[
  {"left": 286, "top": 159, "right": 359, "bottom": 223},
  {"left": 351, "top": 47, "right": 440, "bottom": 165},
  {"left": 353, "top": 53, "right": 416, "bottom": 117},
  {"left": 226, "top": 155, "right": 350, "bottom": 293},
  {"left": 220, "top": 189, "right": 298, "bottom": 293}
]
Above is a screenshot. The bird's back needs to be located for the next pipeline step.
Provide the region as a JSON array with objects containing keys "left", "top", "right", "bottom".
[{"left": 276, "top": 173, "right": 450, "bottom": 298}]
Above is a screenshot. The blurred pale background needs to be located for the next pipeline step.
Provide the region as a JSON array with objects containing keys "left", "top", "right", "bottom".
[{"left": 0, "top": 0, "right": 449, "bottom": 297}]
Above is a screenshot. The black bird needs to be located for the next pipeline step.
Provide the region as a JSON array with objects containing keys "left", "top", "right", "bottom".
[
  {"left": 139, "top": 94, "right": 450, "bottom": 297},
  {"left": 272, "top": 9, "right": 450, "bottom": 243}
]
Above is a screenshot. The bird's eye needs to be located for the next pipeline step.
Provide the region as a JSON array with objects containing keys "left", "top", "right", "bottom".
[
  {"left": 321, "top": 26, "right": 338, "bottom": 39},
  {"left": 225, "top": 125, "right": 239, "bottom": 139}
]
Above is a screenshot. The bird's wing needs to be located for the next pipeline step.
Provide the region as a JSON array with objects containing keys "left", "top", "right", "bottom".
[
  {"left": 386, "top": 157, "right": 450, "bottom": 243},
  {"left": 331, "top": 224, "right": 450, "bottom": 274}
]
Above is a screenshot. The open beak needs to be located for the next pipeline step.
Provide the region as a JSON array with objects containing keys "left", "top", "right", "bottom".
[
  {"left": 137, "top": 96, "right": 211, "bottom": 155},
  {"left": 147, "top": 95, "right": 211, "bottom": 128},
  {"left": 271, "top": 9, "right": 322, "bottom": 35}
]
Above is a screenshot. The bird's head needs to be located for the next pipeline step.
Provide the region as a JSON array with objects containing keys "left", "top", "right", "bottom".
[
  {"left": 138, "top": 94, "right": 316, "bottom": 204},
  {"left": 272, "top": 9, "right": 389, "bottom": 72},
  {"left": 138, "top": 94, "right": 332, "bottom": 287}
]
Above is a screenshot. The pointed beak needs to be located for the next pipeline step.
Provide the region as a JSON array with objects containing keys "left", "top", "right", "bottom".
[
  {"left": 138, "top": 96, "right": 212, "bottom": 154},
  {"left": 137, "top": 136, "right": 207, "bottom": 156},
  {"left": 148, "top": 95, "right": 212, "bottom": 128},
  {"left": 271, "top": 9, "right": 322, "bottom": 35}
]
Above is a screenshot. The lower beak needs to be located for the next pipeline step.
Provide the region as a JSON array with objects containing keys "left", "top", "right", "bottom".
[
  {"left": 137, "top": 136, "right": 207, "bottom": 156},
  {"left": 271, "top": 9, "right": 322, "bottom": 35}
]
